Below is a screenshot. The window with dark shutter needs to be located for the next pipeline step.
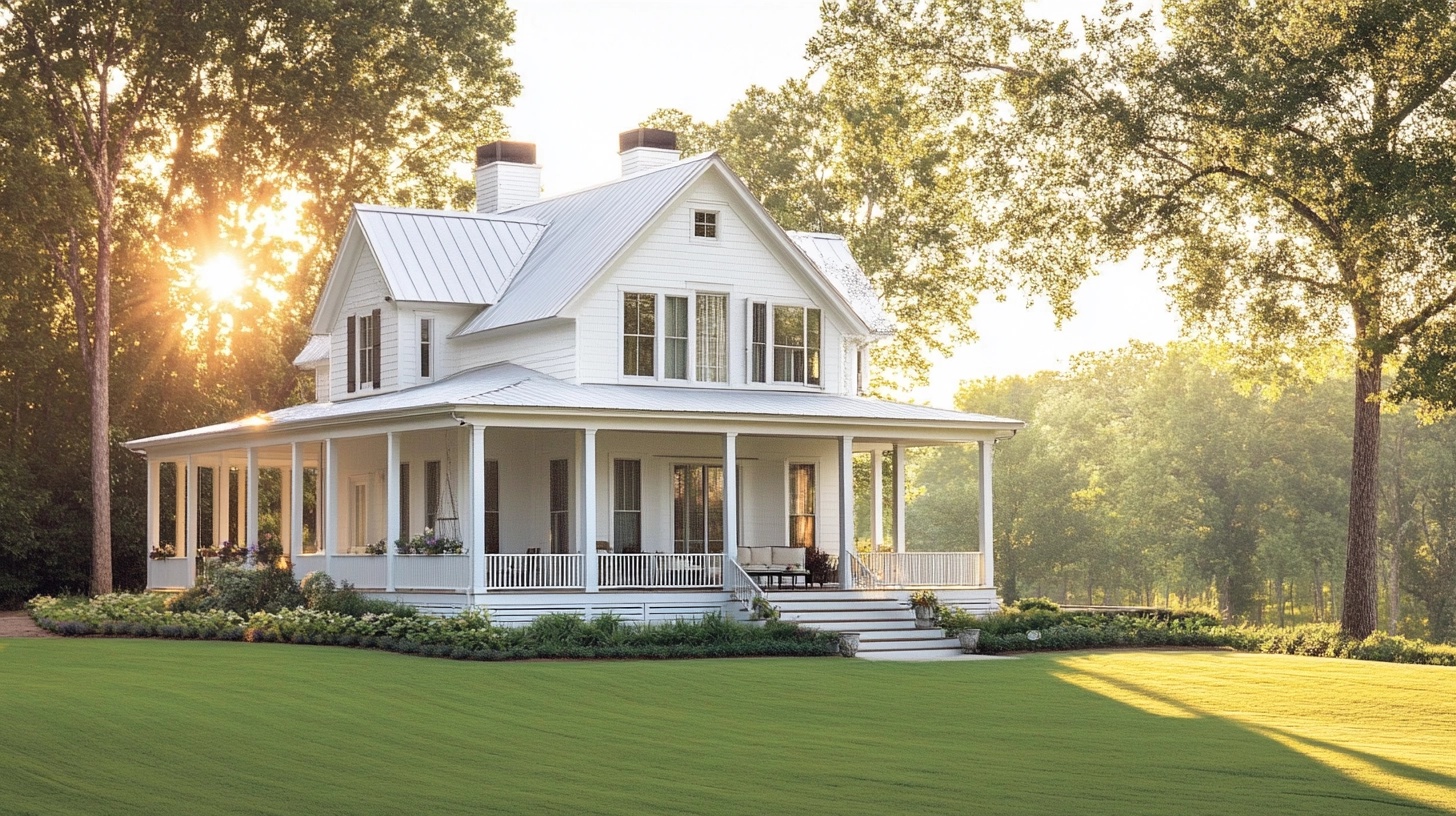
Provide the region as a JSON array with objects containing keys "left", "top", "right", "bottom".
[
  {"left": 346, "top": 315, "right": 357, "bottom": 392},
  {"left": 750, "top": 302, "right": 767, "bottom": 383}
]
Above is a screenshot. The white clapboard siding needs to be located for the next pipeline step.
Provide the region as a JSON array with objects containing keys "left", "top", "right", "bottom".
[
  {"left": 574, "top": 173, "right": 847, "bottom": 392},
  {"left": 456, "top": 320, "right": 578, "bottom": 382},
  {"left": 330, "top": 253, "right": 398, "bottom": 400}
]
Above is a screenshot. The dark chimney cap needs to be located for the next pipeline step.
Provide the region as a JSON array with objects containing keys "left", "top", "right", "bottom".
[
  {"left": 476, "top": 140, "right": 537, "bottom": 167},
  {"left": 619, "top": 128, "right": 678, "bottom": 153}
]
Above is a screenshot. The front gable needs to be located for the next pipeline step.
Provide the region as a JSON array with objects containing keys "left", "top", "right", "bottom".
[{"left": 571, "top": 169, "right": 867, "bottom": 392}]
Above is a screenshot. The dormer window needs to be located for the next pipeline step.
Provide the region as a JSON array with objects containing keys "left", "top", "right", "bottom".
[
  {"left": 419, "top": 317, "right": 434, "bottom": 380},
  {"left": 693, "top": 210, "right": 717, "bottom": 239}
]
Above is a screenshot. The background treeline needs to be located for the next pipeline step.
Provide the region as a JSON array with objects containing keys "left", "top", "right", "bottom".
[{"left": 903, "top": 342, "right": 1455, "bottom": 643}]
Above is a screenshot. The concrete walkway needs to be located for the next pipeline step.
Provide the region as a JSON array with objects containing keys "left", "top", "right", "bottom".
[{"left": 0, "top": 611, "right": 54, "bottom": 638}]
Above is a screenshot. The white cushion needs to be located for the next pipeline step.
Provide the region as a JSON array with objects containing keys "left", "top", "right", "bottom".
[
  {"left": 740, "top": 547, "right": 766, "bottom": 567},
  {"left": 771, "top": 547, "right": 806, "bottom": 568}
]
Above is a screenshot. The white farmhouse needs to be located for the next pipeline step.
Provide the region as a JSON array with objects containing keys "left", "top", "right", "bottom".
[{"left": 128, "top": 129, "right": 1023, "bottom": 656}]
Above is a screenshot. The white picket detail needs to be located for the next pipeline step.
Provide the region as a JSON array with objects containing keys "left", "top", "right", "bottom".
[
  {"left": 598, "top": 553, "right": 723, "bottom": 589},
  {"left": 330, "top": 554, "right": 389, "bottom": 589},
  {"left": 484, "top": 554, "right": 583, "bottom": 590},
  {"left": 395, "top": 554, "right": 471, "bottom": 590},
  {"left": 148, "top": 558, "right": 191, "bottom": 589},
  {"left": 861, "top": 552, "right": 984, "bottom": 588}
]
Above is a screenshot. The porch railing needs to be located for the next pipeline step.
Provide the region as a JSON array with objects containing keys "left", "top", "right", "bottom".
[
  {"left": 847, "top": 551, "right": 881, "bottom": 590},
  {"left": 291, "top": 554, "right": 327, "bottom": 582},
  {"left": 860, "top": 551, "right": 984, "bottom": 588},
  {"left": 330, "top": 554, "right": 388, "bottom": 589},
  {"left": 598, "top": 553, "right": 723, "bottom": 589},
  {"left": 147, "top": 557, "right": 191, "bottom": 589},
  {"left": 484, "top": 553, "right": 583, "bottom": 590},
  {"left": 396, "top": 554, "right": 471, "bottom": 591}
]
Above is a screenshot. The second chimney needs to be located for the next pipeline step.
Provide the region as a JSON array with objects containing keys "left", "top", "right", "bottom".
[
  {"left": 475, "top": 141, "right": 541, "bottom": 213},
  {"left": 619, "top": 128, "right": 680, "bottom": 176}
]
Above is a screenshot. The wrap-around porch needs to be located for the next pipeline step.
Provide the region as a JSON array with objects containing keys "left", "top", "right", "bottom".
[{"left": 143, "top": 422, "right": 998, "bottom": 601}]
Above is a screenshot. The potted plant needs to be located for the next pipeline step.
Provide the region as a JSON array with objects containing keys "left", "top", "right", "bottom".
[
  {"left": 148, "top": 543, "right": 176, "bottom": 560},
  {"left": 838, "top": 632, "right": 861, "bottom": 657},
  {"left": 748, "top": 595, "right": 780, "bottom": 623},
  {"left": 909, "top": 589, "right": 939, "bottom": 629}
]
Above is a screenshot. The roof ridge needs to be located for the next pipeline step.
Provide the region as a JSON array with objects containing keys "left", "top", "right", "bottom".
[
  {"left": 353, "top": 203, "right": 547, "bottom": 227},
  {"left": 500, "top": 152, "right": 717, "bottom": 213}
]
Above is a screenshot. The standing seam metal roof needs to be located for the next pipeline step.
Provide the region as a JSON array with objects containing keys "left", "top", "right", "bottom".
[{"left": 352, "top": 205, "right": 545, "bottom": 305}]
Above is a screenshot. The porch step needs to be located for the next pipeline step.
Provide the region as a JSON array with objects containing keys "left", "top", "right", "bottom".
[{"left": 760, "top": 591, "right": 966, "bottom": 658}]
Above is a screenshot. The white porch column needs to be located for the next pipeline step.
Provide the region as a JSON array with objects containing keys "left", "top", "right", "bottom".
[
  {"left": 893, "top": 443, "right": 907, "bottom": 554},
  {"left": 245, "top": 448, "right": 260, "bottom": 551},
  {"left": 215, "top": 466, "right": 230, "bottom": 547},
  {"left": 386, "top": 431, "right": 400, "bottom": 593},
  {"left": 979, "top": 440, "right": 995, "bottom": 588},
  {"left": 469, "top": 424, "right": 487, "bottom": 597},
  {"left": 173, "top": 461, "right": 185, "bottom": 555},
  {"left": 185, "top": 456, "right": 198, "bottom": 585},
  {"left": 722, "top": 432, "right": 738, "bottom": 590},
  {"left": 581, "top": 428, "right": 599, "bottom": 593},
  {"left": 870, "top": 448, "right": 884, "bottom": 551},
  {"left": 280, "top": 463, "right": 293, "bottom": 556},
  {"left": 289, "top": 442, "right": 305, "bottom": 563},
  {"left": 146, "top": 458, "right": 159, "bottom": 573},
  {"left": 324, "top": 439, "right": 338, "bottom": 576},
  {"left": 838, "top": 435, "right": 855, "bottom": 589}
]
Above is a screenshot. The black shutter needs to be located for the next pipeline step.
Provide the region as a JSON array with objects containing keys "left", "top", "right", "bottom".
[
  {"left": 371, "top": 308, "right": 382, "bottom": 388},
  {"left": 346, "top": 315, "right": 357, "bottom": 393}
]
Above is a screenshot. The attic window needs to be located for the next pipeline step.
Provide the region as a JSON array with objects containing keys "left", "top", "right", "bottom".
[{"left": 693, "top": 210, "right": 717, "bottom": 239}]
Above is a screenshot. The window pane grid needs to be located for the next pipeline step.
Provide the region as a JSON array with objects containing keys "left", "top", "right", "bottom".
[
  {"left": 623, "top": 293, "right": 656, "bottom": 377},
  {"left": 696, "top": 294, "right": 727, "bottom": 382},
  {"left": 484, "top": 460, "right": 499, "bottom": 554},
  {"left": 750, "top": 302, "right": 767, "bottom": 383},
  {"left": 665, "top": 295, "right": 688, "bottom": 380},
  {"left": 789, "top": 463, "right": 815, "bottom": 548},
  {"left": 613, "top": 459, "right": 642, "bottom": 553}
]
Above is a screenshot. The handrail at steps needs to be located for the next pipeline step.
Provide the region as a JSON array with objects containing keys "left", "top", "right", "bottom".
[
  {"left": 847, "top": 550, "right": 881, "bottom": 590},
  {"left": 726, "top": 559, "right": 767, "bottom": 613}
]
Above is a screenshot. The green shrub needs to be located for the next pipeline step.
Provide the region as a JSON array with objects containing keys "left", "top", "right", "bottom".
[{"left": 1013, "top": 597, "right": 1062, "bottom": 612}]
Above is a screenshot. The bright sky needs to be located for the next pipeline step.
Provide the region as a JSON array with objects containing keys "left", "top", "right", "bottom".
[{"left": 503, "top": 0, "right": 1180, "bottom": 407}]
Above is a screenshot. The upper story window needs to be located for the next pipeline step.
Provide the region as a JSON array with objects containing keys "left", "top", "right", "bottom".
[
  {"left": 693, "top": 210, "right": 717, "bottom": 239},
  {"left": 419, "top": 317, "right": 434, "bottom": 380},
  {"left": 751, "top": 303, "right": 821, "bottom": 387},
  {"left": 346, "top": 309, "right": 381, "bottom": 393},
  {"left": 623, "top": 292, "right": 656, "bottom": 377},
  {"left": 696, "top": 294, "right": 727, "bottom": 383},
  {"left": 664, "top": 295, "right": 689, "bottom": 380}
]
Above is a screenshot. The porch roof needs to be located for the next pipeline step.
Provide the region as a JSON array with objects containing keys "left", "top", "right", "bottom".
[{"left": 127, "top": 363, "right": 1024, "bottom": 449}]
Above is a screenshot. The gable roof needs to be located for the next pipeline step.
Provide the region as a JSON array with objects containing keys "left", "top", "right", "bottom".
[
  {"left": 292, "top": 334, "right": 330, "bottom": 368},
  {"left": 454, "top": 156, "right": 716, "bottom": 335},
  {"left": 308, "top": 206, "right": 545, "bottom": 334},
  {"left": 787, "top": 232, "right": 896, "bottom": 336}
]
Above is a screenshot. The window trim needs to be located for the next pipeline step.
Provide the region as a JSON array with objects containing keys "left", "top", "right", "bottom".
[
  {"left": 747, "top": 300, "right": 824, "bottom": 390},
  {"left": 691, "top": 209, "right": 719, "bottom": 240},
  {"left": 418, "top": 315, "right": 435, "bottom": 382},
  {"left": 786, "top": 461, "right": 818, "bottom": 549},
  {"left": 611, "top": 458, "right": 643, "bottom": 554},
  {"left": 621, "top": 291, "right": 658, "bottom": 379}
]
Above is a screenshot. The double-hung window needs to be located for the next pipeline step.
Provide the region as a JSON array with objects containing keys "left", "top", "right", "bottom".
[
  {"left": 419, "top": 317, "right": 434, "bottom": 380},
  {"left": 613, "top": 459, "right": 642, "bottom": 553},
  {"left": 789, "top": 463, "right": 816, "bottom": 548},
  {"left": 752, "top": 303, "right": 821, "bottom": 386},
  {"left": 346, "top": 308, "right": 382, "bottom": 392},
  {"left": 664, "top": 296, "right": 689, "bottom": 380},
  {"left": 483, "top": 460, "right": 500, "bottom": 554},
  {"left": 696, "top": 294, "right": 727, "bottom": 382},
  {"left": 623, "top": 293, "right": 656, "bottom": 377}
]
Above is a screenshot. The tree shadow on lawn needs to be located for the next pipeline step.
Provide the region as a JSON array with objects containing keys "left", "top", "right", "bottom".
[{"left": 1044, "top": 653, "right": 1456, "bottom": 814}]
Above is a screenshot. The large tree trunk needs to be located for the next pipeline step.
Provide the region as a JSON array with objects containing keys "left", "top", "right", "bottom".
[
  {"left": 1341, "top": 349, "right": 1382, "bottom": 638},
  {"left": 89, "top": 202, "right": 113, "bottom": 596}
]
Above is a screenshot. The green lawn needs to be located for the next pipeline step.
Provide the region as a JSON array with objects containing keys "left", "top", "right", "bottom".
[{"left": 1, "top": 640, "right": 1453, "bottom": 815}]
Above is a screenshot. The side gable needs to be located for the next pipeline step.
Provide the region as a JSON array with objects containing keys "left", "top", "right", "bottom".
[{"left": 309, "top": 216, "right": 384, "bottom": 335}]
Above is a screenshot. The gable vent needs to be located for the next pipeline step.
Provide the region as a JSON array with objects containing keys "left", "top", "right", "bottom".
[
  {"left": 475, "top": 140, "right": 541, "bottom": 213},
  {"left": 619, "top": 128, "right": 680, "bottom": 176}
]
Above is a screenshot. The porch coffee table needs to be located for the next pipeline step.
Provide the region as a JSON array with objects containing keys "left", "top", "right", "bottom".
[{"left": 747, "top": 568, "right": 809, "bottom": 589}]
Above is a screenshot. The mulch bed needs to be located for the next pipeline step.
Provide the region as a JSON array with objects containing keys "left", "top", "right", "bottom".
[{"left": 0, "top": 611, "right": 55, "bottom": 638}]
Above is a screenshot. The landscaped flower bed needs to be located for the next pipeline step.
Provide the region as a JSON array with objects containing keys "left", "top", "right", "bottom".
[
  {"left": 935, "top": 598, "right": 1456, "bottom": 666},
  {"left": 27, "top": 591, "right": 840, "bottom": 661}
]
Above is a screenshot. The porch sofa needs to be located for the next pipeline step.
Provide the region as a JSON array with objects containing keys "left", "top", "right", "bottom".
[{"left": 738, "top": 546, "right": 809, "bottom": 588}]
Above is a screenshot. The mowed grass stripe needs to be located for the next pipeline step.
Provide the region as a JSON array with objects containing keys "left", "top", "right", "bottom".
[{"left": 0, "top": 639, "right": 1452, "bottom": 815}]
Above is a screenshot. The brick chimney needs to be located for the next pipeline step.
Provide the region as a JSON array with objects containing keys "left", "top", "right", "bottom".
[
  {"left": 619, "top": 128, "right": 680, "bottom": 176},
  {"left": 474, "top": 141, "right": 541, "bottom": 213}
]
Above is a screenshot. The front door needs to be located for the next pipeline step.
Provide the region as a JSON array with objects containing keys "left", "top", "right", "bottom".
[{"left": 673, "top": 464, "right": 723, "bottom": 554}]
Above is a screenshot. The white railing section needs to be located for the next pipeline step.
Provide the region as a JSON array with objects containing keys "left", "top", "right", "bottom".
[
  {"left": 847, "top": 551, "right": 881, "bottom": 590},
  {"left": 484, "top": 554, "right": 583, "bottom": 590},
  {"left": 861, "top": 551, "right": 984, "bottom": 588},
  {"left": 395, "top": 554, "right": 471, "bottom": 590},
  {"left": 291, "top": 554, "right": 327, "bottom": 582},
  {"left": 148, "top": 557, "right": 191, "bottom": 589},
  {"left": 598, "top": 553, "right": 723, "bottom": 589},
  {"left": 726, "top": 559, "right": 767, "bottom": 612},
  {"left": 330, "top": 554, "right": 389, "bottom": 589}
]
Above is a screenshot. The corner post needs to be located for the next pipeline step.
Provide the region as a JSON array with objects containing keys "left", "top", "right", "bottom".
[
  {"left": 893, "top": 443, "right": 906, "bottom": 554},
  {"left": 870, "top": 448, "right": 884, "bottom": 551},
  {"left": 290, "top": 442, "right": 305, "bottom": 566},
  {"left": 324, "top": 439, "right": 338, "bottom": 576},
  {"left": 979, "top": 440, "right": 995, "bottom": 587},
  {"left": 838, "top": 435, "right": 855, "bottom": 589},
  {"left": 469, "top": 423, "right": 487, "bottom": 598},
  {"left": 245, "top": 447, "right": 260, "bottom": 554},
  {"left": 185, "top": 456, "right": 198, "bottom": 586},
  {"left": 722, "top": 431, "right": 738, "bottom": 590},
  {"left": 386, "top": 431, "right": 400, "bottom": 593},
  {"left": 582, "top": 428, "right": 598, "bottom": 593}
]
